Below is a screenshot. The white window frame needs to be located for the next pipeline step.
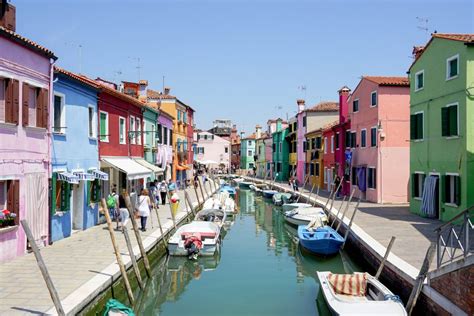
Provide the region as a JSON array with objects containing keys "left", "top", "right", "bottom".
[
  {"left": 331, "top": 135, "right": 334, "bottom": 153},
  {"left": 0, "top": 78, "right": 5, "bottom": 123},
  {"left": 370, "top": 91, "right": 377, "bottom": 107},
  {"left": 367, "top": 166, "right": 376, "bottom": 190},
  {"left": 353, "top": 98, "right": 359, "bottom": 113},
  {"left": 370, "top": 126, "right": 377, "bottom": 147},
  {"left": 99, "top": 111, "right": 109, "bottom": 142},
  {"left": 414, "top": 70, "right": 424, "bottom": 92},
  {"left": 361, "top": 128, "right": 367, "bottom": 148},
  {"left": 444, "top": 102, "right": 459, "bottom": 139},
  {"left": 0, "top": 180, "right": 7, "bottom": 210},
  {"left": 323, "top": 167, "right": 327, "bottom": 183},
  {"left": 445, "top": 172, "right": 460, "bottom": 206},
  {"left": 129, "top": 115, "right": 136, "bottom": 144},
  {"left": 119, "top": 116, "right": 126, "bottom": 145},
  {"left": 413, "top": 171, "right": 425, "bottom": 200},
  {"left": 52, "top": 92, "right": 66, "bottom": 134},
  {"left": 88, "top": 105, "right": 97, "bottom": 139},
  {"left": 446, "top": 54, "right": 459, "bottom": 81},
  {"left": 137, "top": 118, "right": 142, "bottom": 145},
  {"left": 324, "top": 137, "right": 328, "bottom": 154}
]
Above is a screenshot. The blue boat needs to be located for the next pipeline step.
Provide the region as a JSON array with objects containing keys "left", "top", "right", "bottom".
[
  {"left": 220, "top": 185, "right": 236, "bottom": 196},
  {"left": 262, "top": 189, "right": 278, "bottom": 199},
  {"left": 297, "top": 225, "right": 344, "bottom": 256}
]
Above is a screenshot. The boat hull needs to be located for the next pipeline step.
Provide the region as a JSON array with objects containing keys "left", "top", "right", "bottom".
[
  {"left": 282, "top": 203, "right": 312, "bottom": 212},
  {"left": 262, "top": 190, "right": 278, "bottom": 199},
  {"left": 239, "top": 182, "right": 253, "bottom": 189},
  {"left": 298, "top": 226, "right": 344, "bottom": 256},
  {"left": 168, "top": 242, "right": 220, "bottom": 257}
]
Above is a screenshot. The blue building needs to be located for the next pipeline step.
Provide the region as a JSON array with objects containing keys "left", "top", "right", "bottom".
[{"left": 50, "top": 68, "right": 107, "bottom": 242}]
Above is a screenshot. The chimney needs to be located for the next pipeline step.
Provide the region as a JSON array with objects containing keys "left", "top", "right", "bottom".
[
  {"left": 255, "top": 125, "right": 262, "bottom": 139},
  {"left": 338, "top": 86, "right": 351, "bottom": 124},
  {"left": 164, "top": 87, "right": 170, "bottom": 95},
  {"left": 0, "top": 2, "right": 16, "bottom": 32},
  {"left": 412, "top": 46, "right": 424, "bottom": 60},
  {"left": 276, "top": 118, "right": 282, "bottom": 132},
  {"left": 138, "top": 80, "right": 148, "bottom": 97},
  {"left": 297, "top": 99, "right": 305, "bottom": 113}
]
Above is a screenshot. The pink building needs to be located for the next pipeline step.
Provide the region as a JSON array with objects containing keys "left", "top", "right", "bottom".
[
  {"left": 194, "top": 131, "right": 230, "bottom": 170},
  {"left": 0, "top": 9, "right": 57, "bottom": 262},
  {"left": 348, "top": 76, "right": 410, "bottom": 203}
]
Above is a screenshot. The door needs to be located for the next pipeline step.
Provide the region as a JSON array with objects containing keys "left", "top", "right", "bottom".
[
  {"left": 326, "top": 168, "right": 333, "bottom": 191},
  {"left": 72, "top": 182, "right": 84, "bottom": 230}
]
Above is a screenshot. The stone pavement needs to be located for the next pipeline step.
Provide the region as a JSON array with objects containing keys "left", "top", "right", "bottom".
[{"left": 0, "top": 182, "right": 216, "bottom": 315}]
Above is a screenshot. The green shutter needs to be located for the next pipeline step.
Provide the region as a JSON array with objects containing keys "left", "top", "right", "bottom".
[
  {"left": 454, "top": 176, "right": 461, "bottom": 206},
  {"left": 441, "top": 107, "right": 449, "bottom": 137},
  {"left": 416, "top": 113, "right": 423, "bottom": 139},
  {"left": 410, "top": 115, "right": 416, "bottom": 140},
  {"left": 412, "top": 174, "right": 416, "bottom": 197},
  {"left": 51, "top": 173, "right": 57, "bottom": 214},
  {"left": 60, "top": 182, "right": 71, "bottom": 212},
  {"left": 86, "top": 181, "right": 90, "bottom": 205},
  {"left": 449, "top": 106, "right": 458, "bottom": 136}
]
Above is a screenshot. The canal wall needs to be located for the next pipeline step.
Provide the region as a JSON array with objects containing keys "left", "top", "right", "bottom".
[
  {"left": 243, "top": 176, "right": 466, "bottom": 316},
  {"left": 46, "top": 180, "right": 220, "bottom": 316}
]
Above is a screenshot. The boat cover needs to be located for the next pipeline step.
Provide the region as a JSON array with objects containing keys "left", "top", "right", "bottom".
[{"left": 328, "top": 273, "right": 368, "bottom": 296}]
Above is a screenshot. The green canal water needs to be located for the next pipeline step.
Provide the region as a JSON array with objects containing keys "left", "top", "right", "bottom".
[{"left": 135, "top": 189, "right": 361, "bottom": 315}]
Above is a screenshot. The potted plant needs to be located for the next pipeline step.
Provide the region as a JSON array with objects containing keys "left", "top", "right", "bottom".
[{"left": 1, "top": 210, "right": 17, "bottom": 227}]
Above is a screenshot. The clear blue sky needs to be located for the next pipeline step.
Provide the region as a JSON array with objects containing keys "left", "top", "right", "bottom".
[{"left": 14, "top": 0, "right": 473, "bottom": 134}]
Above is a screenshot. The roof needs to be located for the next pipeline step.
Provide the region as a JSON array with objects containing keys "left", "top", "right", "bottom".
[
  {"left": 363, "top": 76, "right": 409, "bottom": 86},
  {"left": 54, "top": 67, "right": 100, "bottom": 89},
  {"left": 305, "top": 127, "right": 323, "bottom": 136},
  {"left": 307, "top": 101, "right": 339, "bottom": 113},
  {"left": 146, "top": 88, "right": 195, "bottom": 111},
  {"left": 322, "top": 120, "right": 339, "bottom": 131},
  {"left": 242, "top": 133, "right": 256, "bottom": 140},
  {"left": 0, "top": 26, "right": 57, "bottom": 60},
  {"left": 408, "top": 33, "right": 474, "bottom": 72}
]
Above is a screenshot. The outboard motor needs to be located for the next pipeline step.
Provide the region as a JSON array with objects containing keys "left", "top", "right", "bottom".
[{"left": 184, "top": 235, "right": 203, "bottom": 260}]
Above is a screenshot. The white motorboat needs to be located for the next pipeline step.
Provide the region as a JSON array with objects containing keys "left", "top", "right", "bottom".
[
  {"left": 168, "top": 221, "right": 221, "bottom": 257},
  {"left": 317, "top": 271, "right": 407, "bottom": 316},
  {"left": 231, "top": 177, "right": 244, "bottom": 185},
  {"left": 203, "top": 192, "right": 237, "bottom": 215},
  {"left": 283, "top": 207, "right": 328, "bottom": 226},
  {"left": 282, "top": 202, "right": 312, "bottom": 212},
  {"left": 195, "top": 209, "right": 227, "bottom": 228}
]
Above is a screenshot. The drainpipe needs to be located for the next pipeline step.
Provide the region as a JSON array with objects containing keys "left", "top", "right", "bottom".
[{"left": 48, "top": 57, "right": 56, "bottom": 245}]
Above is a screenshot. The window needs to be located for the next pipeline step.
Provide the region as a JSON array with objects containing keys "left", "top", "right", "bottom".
[
  {"left": 412, "top": 173, "right": 425, "bottom": 199},
  {"left": 324, "top": 167, "right": 327, "bottom": 183},
  {"left": 351, "top": 167, "right": 357, "bottom": 185},
  {"left": 177, "top": 110, "right": 181, "bottom": 121},
  {"left": 27, "top": 86, "right": 37, "bottom": 127},
  {"left": 324, "top": 137, "right": 327, "bottom": 154},
  {"left": 335, "top": 133, "right": 339, "bottom": 150},
  {"left": 277, "top": 162, "right": 282, "bottom": 173},
  {"left": 0, "top": 78, "right": 19, "bottom": 125},
  {"left": 0, "top": 180, "right": 19, "bottom": 226},
  {"left": 351, "top": 131, "right": 356, "bottom": 148},
  {"left": 119, "top": 117, "right": 126, "bottom": 144},
  {"left": 315, "top": 162, "right": 320, "bottom": 177},
  {"left": 99, "top": 111, "right": 109, "bottom": 142},
  {"left": 163, "top": 126, "right": 168, "bottom": 145},
  {"left": 368, "top": 167, "right": 376, "bottom": 189},
  {"left": 225, "top": 147, "right": 228, "bottom": 153},
  {"left": 52, "top": 175, "right": 71, "bottom": 213},
  {"left": 310, "top": 163, "right": 315, "bottom": 176},
  {"left": 370, "top": 128, "right": 377, "bottom": 147},
  {"left": 169, "top": 130, "right": 173, "bottom": 145},
  {"left": 316, "top": 137, "right": 321, "bottom": 149},
  {"left": 199, "top": 147, "right": 205, "bottom": 154},
  {"left": 88, "top": 106, "right": 96, "bottom": 138},
  {"left": 156, "top": 124, "right": 162, "bottom": 144},
  {"left": 370, "top": 91, "right": 377, "bottom": 107},
  {"left": 345, "top": 130, "right": 351, "bottom": 148},
  {"left": 150, "top": 124, "right": 155, "bottom": 146},
  {"left": 249, "top": 140, "right": 252, "bottom": 146},
  {"left": 248, "top": 150, "right": 252, "bottom": 156},
  {"left": 361, "top": 129, "right": 367, "bottom": 148},
  {"left": 183, "top": 112, "right": 187, "bottom": 123},
  {"left": 136, "top": 118, "right": 142, "bottom": 145},
  {"left": 23, "top": 84, "right": 48, "bottom": 128},
  {"left": 353, "top": 99, "right": 359, "bottom": 112},
  {"left": 444, "top": 174, "right": 460, "bottom": 206},
  {"left": 415, "top": 70, "right": 424, "bottom": 91},
  {"left": 446, "top": 54, "right": 459, "bottom": 80},
  {"left": 410, "top": 112, "right": 424, "bottom": 140},
  {"left": 53, "top": 94, "right": 65, "bottom": 133},
  {"left": 129, "top": 116, "right": 135, "bottom": 144},
  {"left": 303, "top": 141, "right": 307, "bottom": 152},
  {"left": 279, "top": 142, "right": 282, "bottom": 153},
  {"left": 0, "top": 78, "right": 5, "bottom": 123},
  {"left": 272, "top": 143, "right": 276, "bottom": 152},
  {"left": 441, "top": 103, "right": 458, "bottom": 137},
  {"left": 331, "top": 136, "right": 334, "bottom": 153},
  {"left": 88, "top": 179, "right": 101, "bottom": 204},
  {"left": 303, "top": 116, "right": 307, "bottom": 127}
]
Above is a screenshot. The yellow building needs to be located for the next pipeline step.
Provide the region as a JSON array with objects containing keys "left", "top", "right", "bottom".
[{"left": 305, "top": 128, "right": 324, "bottom": 190}]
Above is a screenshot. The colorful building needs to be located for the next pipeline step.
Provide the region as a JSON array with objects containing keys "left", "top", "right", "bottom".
[
  {"left": 155, "top": 110, "right": 174, "bottom": 181},
  {"left": 194, "top": 131, "right": 230, "bottom": 170},
  {"left": 305, "top": 128, "right": 324, "bottom": 190},
  {"left": 255, "top": 125, "right": 269, "bottom": 178},
  {"left": 186, "top": 106, "right": 195, "bottom": 172},
  {"left": 240, "top": 128, "right": 257, "bottom": 172},
  {"left": 0, "top": 11, "right": 57, "bottom": 262},
  {"left": 348, "top": 76, "right": 410, "bottom": 203},
  {"left": 230, "top": 126, "right": 241, "bottom": 173},
  {"left": 272, "top": 119, "right": 290, "bottom": 182},
  {"left": 287, "top": 117, "right": 297, "bottom": 177},
  {"left": 322, "top": 121, "right": 338, "bottom": 191},
  {"left": 50, "top": 68, "right": 105, "bottom": 242},
  {"left": 408, "top": 33, "right": 474, "bottom": 221}
]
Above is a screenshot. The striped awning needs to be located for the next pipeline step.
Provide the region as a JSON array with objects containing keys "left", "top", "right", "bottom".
[
  {"left": 57, "top": 172, "right": 79, "bottom": 184},
  {"left": 90, "top": 169, "right": 109, "bottom": 181},
  {"left": 73, "top": 171, "right": 95, "bottom": 181}
]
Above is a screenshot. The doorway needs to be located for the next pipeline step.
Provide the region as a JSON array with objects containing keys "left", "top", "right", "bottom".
[{"left": 72, "top": 182, "right": 84, "bottom": 230}]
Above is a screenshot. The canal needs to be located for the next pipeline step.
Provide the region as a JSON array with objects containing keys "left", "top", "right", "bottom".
[{"left": 135, "top": 188, "right": 361, "bottom": 315}]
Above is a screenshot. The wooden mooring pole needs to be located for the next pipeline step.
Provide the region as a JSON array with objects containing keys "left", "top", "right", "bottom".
[
  {"left": 406, "top": 242, "right": 436, "bottom": 315},
  {"left": 124, "top": 196, "right": 152, "bottom": 277},
  {"left": 100, "top": 199, "right": 135, "bottom": 305},
  {"left": 296, "top": 175, "right": 310, "bottom": 203},
  {"left": 20, "top": 220, "right": 65, "bottom": 316},
  {"left": 375, "top": 236, "right": 396, "bottom": 279},
  {"left": 193, "top": 181, "right": 201, "bottom": 206},
  {"left": 184, "top": 191, "right": 196, "bottom": 217},
  {"left": 341, "top": 198, "right": 361, "bottom": 249},
  {"left": 122, "top": 227, "right": 144, "bottom": 290},
  {"left": 335, "top": 188, "right": 355, "bottom": 232},
  {"left": 198, "top": 176, "right": 206, "bottom": 202},
  {"left": 331, "top": 196, "right": 347, "bottom": 227}
]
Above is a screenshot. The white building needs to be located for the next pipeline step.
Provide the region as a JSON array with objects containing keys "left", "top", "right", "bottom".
[{"left": 194, "top": 131, "right": 230, "bottom": 170}]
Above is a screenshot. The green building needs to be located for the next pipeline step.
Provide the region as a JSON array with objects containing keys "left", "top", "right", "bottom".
[
  {"left": 272, "top": 119, "right": 290, "bottom": 182},
  {"left": 408, "top": 33, "right": 474, "bottom": 222},
  {"left": 141, "top": 105, "right": 162, "bottom": 182},
  {"left": 240, "top": 134, "right": 256, "bottom": 171}
]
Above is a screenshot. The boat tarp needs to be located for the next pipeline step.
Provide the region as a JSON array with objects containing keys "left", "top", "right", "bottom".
[
  {"left": 102, "top": 298, "right": 135, "bottom": 316},
  {"left": 328, "top": 273, "right": 368, "bottom": 296}
]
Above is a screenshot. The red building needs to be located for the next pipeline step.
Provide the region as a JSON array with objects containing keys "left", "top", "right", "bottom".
[{"left": 322, "top": 121, "right": 338, "bottom": 191}]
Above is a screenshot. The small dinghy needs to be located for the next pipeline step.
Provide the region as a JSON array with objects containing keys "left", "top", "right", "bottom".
[
  {"left": 316, "top": 271, "right": 407, "bottom": 315},
  {"left": 262, "top": 189, "right": 279, "bottom": 199},
  {"left": 282, "top": 202, "right": 312, "bottom": 212},
  {"left": 298, "top": 225, "right": 344, "bottom": 256},
  {"left": 272, "top": 193, "right": 293, "bottom": 206},
  {"left": 168, "top": 221, "right": 221, "bottom": 257},
  {"left": 239, "top": 181, "right": 253, "bottom": 189},
  {"left": 195, "top": 209, "right": 227, "bottom": 228},
  {"left": 231, "top": 177, "right": 244, "bottom": 185},
  {"left": 203, "top": 193, "right": 237, "bottom": 215},
  {"left": 219, "top": 185, "right": 236, "bottom": 196},
  {"left": 284, "top": 207, "right": 328, "bottom": 226}
]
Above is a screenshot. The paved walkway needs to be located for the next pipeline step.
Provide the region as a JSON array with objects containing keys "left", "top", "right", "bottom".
[{"left": 0, "top": 182, "right": 216, "bottom": 315}]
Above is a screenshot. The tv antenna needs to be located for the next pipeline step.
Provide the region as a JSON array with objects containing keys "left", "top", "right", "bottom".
[
  {"left": 128, "top": 56, "right": 141, "bottom": 80},
  {"left": 298, "top": 85, "right": 307, "bottom": 100},
  {"left": 416, "top": 17, "right": 429, "bottom": 35},
  {"left": 64, "top": 42, "right": 83, "bottom": 74}
]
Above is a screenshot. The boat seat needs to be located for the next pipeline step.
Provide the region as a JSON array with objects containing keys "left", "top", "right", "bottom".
[{"left": 181, "top": 232, "right": 216, "bottom": 241}]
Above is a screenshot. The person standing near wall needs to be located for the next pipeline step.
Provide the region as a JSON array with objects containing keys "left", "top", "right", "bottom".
[
  {"left": 136, "top": 189, "right": 151, "bottom": 232},
  {"left": 118, "top": 189, "right": 130, "bottom": 230},
  {"left": 160, "top": 180, "right": 167, "bottom": 205}
]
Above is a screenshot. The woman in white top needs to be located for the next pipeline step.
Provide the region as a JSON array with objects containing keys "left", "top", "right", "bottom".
[{"left": 137, "top": 188, "right": 151, "bottom": 232}]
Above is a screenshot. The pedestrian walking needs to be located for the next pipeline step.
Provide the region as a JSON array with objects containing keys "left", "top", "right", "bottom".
[
  {"left": 118, "top": 189, "right": 130, "bottom": 230},
  {"left": 293, "top": 178, "right": 299, "bottom": 192},
  {"left": 334, "top": 175, "right": 341, "bottom": 197},
  {"left": 106, "top": 188, "right": 119, "bottom": 228},
  {"left": 136, "top": 188, "right": 151, "bottom": 232},
  {"left": 160, "top": 180, "right": 167, "bottom": 205}
]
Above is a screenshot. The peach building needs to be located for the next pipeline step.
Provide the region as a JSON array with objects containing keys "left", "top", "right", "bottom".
[{"left": 348, "top": 76, "right": 410, "bottom": 203}]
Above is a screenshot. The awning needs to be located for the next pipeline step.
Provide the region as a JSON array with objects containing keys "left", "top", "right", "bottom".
[
  {"left": 134, "top": 158, "right": 164, "bottom": 176},
  {"left": 89, "top": 169, "right": 109, "bottom": 181},
  {"left": 101, "top": 157, "right": 152, "bottom": 180},
  {"left": 73, "top": 171, "right": 95, "bottom": 181},
  {"left": 57, "top": 172, "right": 79, "bottom": 184}
]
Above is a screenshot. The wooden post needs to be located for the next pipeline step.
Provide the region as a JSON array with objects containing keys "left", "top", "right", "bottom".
[
  {"left": 122, "top": 227, "right": 144, "bottom": 290},
  {"left": 406, "top": 242, "right": 436, "bottom": 315},
  {"left": 341, "top": 198, "right": 361, "bottom": 249},
  {"left": 100, "top": 200, "right": 135, "bottom": 305},
  {"left": 336, "top": 188, "right": 355, "bottom": 232},
  {"left": 164, "top": 181, "right": 177, "bottom": 230},
  {"left": 323, "top": 179, "right": 336, "bottom": 210},
  {"left": 306, "top": 183, "right": 316, "bottom": 205},
  {"left": 296, "top": 175, "right": 310, "bottom": 203},
  {"left": 200, "top": 176, "right": 209, "bottom": 199},
  {"left": 20, "top": 220, "right": 66, "bottom": 316},
  {"left": 375, "top": 236, "right": 396, "bottom": 279},
  {"left": 198, "top": 176, "right": 206, "bottom": 201},
  {"left": 184, "top": 191, "right": 196, "bottom": 216},
  {"left": 124, "top": 196, "right": 152, "bottom": 277},
  {"left": 151, "top": 201, "right": 167, "bottom": 250},
  {"left": 331, "top": 196, "right": 347, "bottom": 227},
  {"left": 193, "top": 181, "right": 201, "bottom": 206}
]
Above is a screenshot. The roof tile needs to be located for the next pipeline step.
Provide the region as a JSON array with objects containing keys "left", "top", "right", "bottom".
[
  {"left": 363, "top": 76, "right": 409, "bottom": 86},
  {"left": 0, "top": 26, "right": 56, "bottom": 59},
  {"left": 307, "top": 101, "right": 339, "bottom": 112}
]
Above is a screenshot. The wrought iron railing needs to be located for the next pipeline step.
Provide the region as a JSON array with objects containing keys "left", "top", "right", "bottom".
[{"left": 435, "top": 206, "right": 473, "bottom": 268}]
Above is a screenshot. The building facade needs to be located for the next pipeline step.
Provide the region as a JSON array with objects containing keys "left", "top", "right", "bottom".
[
  {"left": 408, "top": 34, "right": 474, "bottom": 221},
  {"left": 305, "top": 128, "right": 324, "bottom": 190},
  {"left": 0, "top": 17, "right": 56, "bottom": 262},
  {"left": 348, "top": 76, "right": 410, "bottom": 203},
  {"left": 240, "top": 131, "right": 256, "bottom": 172},
  {"left": 272, "top": 119, "right": 290, "bottom": 182},
  {"left": 195, "top": 131, "right": 230, "bottom": 170},
  {"left": 156, "top": 110, "right": 174, "bottom": 181}
]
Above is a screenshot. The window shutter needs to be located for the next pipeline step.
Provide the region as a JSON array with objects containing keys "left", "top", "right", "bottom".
[
  {"left": 412, "top": 174, "right": 416, "bottom": 197},
  {"left": 60, "top": 181, "right": 68, "bottom": 211},
  {"left": 5, "top": 79, "right": 13, "bottom": 123},
  {"left": 410, "top": 115, "right": 416, "bottom": 140},
  {"left": 41, "top": 89, "right": 49, "bottom": 128},
  {"left": 416, "top": 114, "right": 423, "bottom": 139},
  {"left": 86, "top": 180, "right": 91, "bottom": 205},
  {"left": 35, "top": 88, "right": 43, "bottom": 128},
  {"left": 12, "top": 79, "right": 19, "bottom": 125},
  {"left": 441, "top": 107, "right": 449, "bottom": 137},
  {"left": 449, "top": 106, "right": 457, "bottom": 136},
  {"left": 454, "top": 176, "right": 461, "bottom": 206},
  {"left": 12, "top": 180, "right": 19, "bottom": 225},
  {"left": 22, "top": 82, "right": 29, "bottom": 126},
  {"left": 51, "top": 173, "right": 57, "bottom": 214}
]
